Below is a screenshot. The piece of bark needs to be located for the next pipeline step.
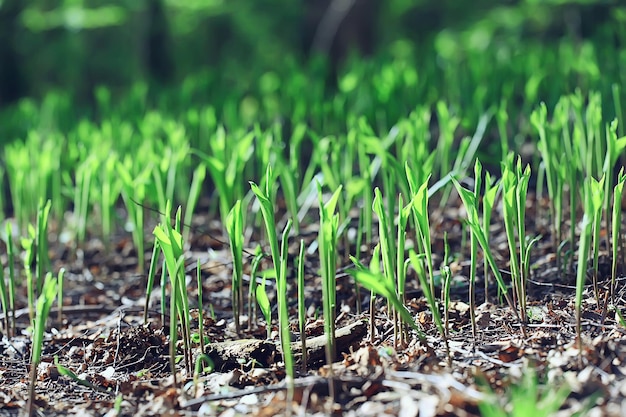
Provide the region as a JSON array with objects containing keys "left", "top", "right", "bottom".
[
  {"left": 204, "top": 339, "right": 278, "bottom": 371},
  {"left": 293, "top": 320, "right": 367, "bottom": 365},
  {"left": 204, "top": 320, "right": 367, "bottom": 371}
]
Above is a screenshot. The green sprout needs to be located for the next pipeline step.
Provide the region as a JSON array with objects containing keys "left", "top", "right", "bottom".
[
  {"left": 153, "top": 203, "right": 193, "bottom": 386},
  {"left": 575, "top": 178, "right": 596, "bottom": 362},
  {"left": 478, "top": 365, "right": 571, "bottom": 417},
  {"left": 27, "top": 272, "right": 58, "bottom": 417},
  {"left": 611, "top": 168, "right": 626, "bottom": 303},
  {"left": 317, "top": 183, "right": 342, "bottom": 367},
  {"left": 226, "top": 200, "right": 245, "bottom": 335},
  {"left": 501, "top": 155, "right": 536, "bottom": 325},
  {"left": 296, "top": 239, "right": 307, "bottom": 373},
  {"left": 250, "top": 165, "right": 295, "bottom": 397}
]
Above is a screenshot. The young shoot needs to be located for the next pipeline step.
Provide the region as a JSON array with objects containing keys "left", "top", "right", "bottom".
[
  {"left": 226, "top": 200, "right": 245, "bottom": 335},
  {"left": 27, "top": 272, "right": 58, "bottom": 417},
  {"left": 316, "top": 182, "right": 342, "bottom": 400},
  {"left": 575, "top": 178, "right": 596, "bottom": 362},
  {"left": 153, "top": 203, "right": 193, "bottom": 385},
  {"left": 250, "top": 165, "right": 295, "bottom": 399},
  {"left": 611, "top": 168, "right": 626, "bottom": 303}
]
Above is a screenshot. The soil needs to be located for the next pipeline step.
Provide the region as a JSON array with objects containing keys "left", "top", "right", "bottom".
[{"left": 1, "top": 192, "right": 626, "bottom": 416}]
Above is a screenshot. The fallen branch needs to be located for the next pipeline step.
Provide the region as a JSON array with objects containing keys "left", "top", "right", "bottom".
[{"left": 204, "top": 320, "right": 368, "bottom": 371}]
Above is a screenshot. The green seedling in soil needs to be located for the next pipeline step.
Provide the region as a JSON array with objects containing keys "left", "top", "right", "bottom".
[
  {"left": 373, "top": 187, "right": 413, "bottom": 346},
  {"left": 160, "top": 257, "right": 167, "bottom": 326},
  {"left": 99, "top": 152, "right": 122, "bottom": 245},
  {"left": 406, "top": 169, "right": 437, "bottom": 311},
  {"left": 501, "top": 156, "right": 534, "bottom": 324},
  {"left": 453, "top": 180, "right": 523, "bottom": 334},
  {"left": 611, "top": 168, "right": 626, "bottom": 303},
  {"left": 532, "top": 101, "right": 564, "bottom": 256},
  {"left": 182, "top": 163, "right": 207, "bottom": 242},
  {"left": 118, "top": 158, "right": 151, "bottom": 273},
  {"left": 589, "top": 175, "right": 606, "bottom": 304},
  {"left": 355, "top": 128, "right": 378, "bottom": 246},
  {"left": 584, "top": 92, "right": 604, "bottom": 179},
  {"left": 248, "top": 246, "right": 264, "bottom": 331},
  {"left": 0, "top": 240, "right": 9, "bottom": 334},
  {"left": 298, "top": 131, "right": 322, "bottom": 204},
  {"left": 276, "top": 155, "right": 300, "bottom": 234},
  {"left": 35, "top": 199, "right": 52, "bottom": 295},
  {"left": 54, "top": 356, "right": 109, "bottom": 394},
  {"left": 113, "top": 394, "right": 123, "bottom": 415},
  {"left": 153, "top": 204, "right": 192, "bottom": 386},
  {"left": 396, "top": 193, "right": 413, "bottom": 346},
  {"left": 268, "top": 124, "right": 301, "bottom": 233},
  {"left": 603, "top": 119, "right": 626, "bottom": 253},
  {"left": 253, "top": 126, "right": 275, "bottom": 187},
  {"left": 477, "top": 366, "right": 571, "bottom": 417},
  {"left": 21, "top": 225, "right": 36, "bottom": 323},
  {"left": 372, "top": 187, "right": 398, "bottom": 342},
  {"left": 435, "top": 101, "right": 460, "bottom": 193},
  {"left": 352, "top": 122, "right": 399, "bottom": 224},
  {"left": 439, "top": 110, "right": 492, "bottom": 207},
  {"left": 0, "top": 164, "right": 4, "bottom": 221},
  {"left": 350, "top": 248, "right": 427, "bottom": 344},
  {"left": 3, "top": 221, "right": 17, "bottom": 336},
  {"left": 157, "top": 126, "right": 190, "bottom": 208},
  {"left": 226, "top": 199, "right": 244, "bottom": 335},
  {"left": 576, "top": 177, "right": 596, "bottom": 361},
  {"left": 73, "top": 155, "right": 97, "bottom": 245},
  {"left": 496, "top": 99, "right": 510, "bottom": 161},
  {"left": 192, "top": 354, "right": 214, "bottom": 396},
  {"left": 27, "top": 272, "right": 58, "bottom": 417},
  {"left": 296, "top": 239, "right": 307, "bottom": 373},
  {"left": 482, "top": 170, "right": 500, "bottom": 302},
  {"left": 409, "top": 248, "right": 448, "bottom": 357},
  {"left": 612, "top": 84, "right": 624, "bottom": 138},
  {"left": 287, "top": 122, "right": 308, "bottom": 188},
  {"left": 143, "top": 241, "right": 161, "bottom": 325},
  {"left": 195, "top": 126, "right": 255, "bottom": 226},
  {"left": 353, "top": 243, "right": 380, "bottom": 341},
  {"left": 278, "top": 219, "right": 294, "bottom": 392},
  {"left": 614, "top": 307, "right": 626, "bottom": 328},
  {"left": 317, "top": 183, "right": 342, "bottom": 366},
  {"left": 565, "top": 138, "right": 581, "bottom": 270},
  {"left": 345, "top": 174, "right": 367, "bottom": 312},
  {"left": 5, "top": 133, "right": 63, "bottom": 231},
  {"left": 463, "top": 160, "right": 483, "bottom": 344},
  {"left": 255, "top": 276, "right": 272, "bottom": 339},
  {"left": 434, "top": 118, "right": 457, "bottom": 207},
  {"left": 441, "top": 262, "right": 452, "bottom": 364},
  {"left": 196, "top": 259, "right": 206, "bottom": 356},
  {"left": 317, "top": 135, "right": 350, "bottom": 224},
  {"left": 398, "top": 106, "right": 432, "bottom": 174},
  {"left": 250, "top": 166, "right": 295, "bottom": 395}
]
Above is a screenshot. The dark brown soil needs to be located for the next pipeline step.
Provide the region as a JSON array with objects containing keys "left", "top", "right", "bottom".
[{"left": 1, "top": 192, "right": 625, "bottom": 416}]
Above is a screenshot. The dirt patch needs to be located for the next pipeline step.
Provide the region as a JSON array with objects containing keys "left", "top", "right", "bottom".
[{"left": 1, "top": 194, "right": 626, "bottom": 416}]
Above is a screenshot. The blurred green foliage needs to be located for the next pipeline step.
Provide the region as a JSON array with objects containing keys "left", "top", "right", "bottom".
[
  {"left": 1, "top": 0, "right": 623, "bottom": 103},
  {"left": 0, "top": 0, "right": 624, "bottom": 145}
]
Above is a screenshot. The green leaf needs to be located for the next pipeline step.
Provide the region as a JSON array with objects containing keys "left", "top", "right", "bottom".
[
  {"left": 348, "top": 267, "right": 423, "bottom": 337},
  {"left": 256, "top": 283, "right": 271, "bottom": 324}
]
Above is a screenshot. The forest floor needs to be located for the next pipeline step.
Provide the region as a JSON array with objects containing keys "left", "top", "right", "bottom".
[{"left": 1, "top": 193, "right": 626, "bottom": 416}]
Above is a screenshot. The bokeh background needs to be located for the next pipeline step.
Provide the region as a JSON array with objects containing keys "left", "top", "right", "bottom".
[{"left": 1, "top": 0, "right": 624, "bottom": 107}]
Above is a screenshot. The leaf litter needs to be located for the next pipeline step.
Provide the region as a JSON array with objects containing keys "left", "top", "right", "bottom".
[{"left": 2, "top": 193, "right": 626, "bottom": 416}]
